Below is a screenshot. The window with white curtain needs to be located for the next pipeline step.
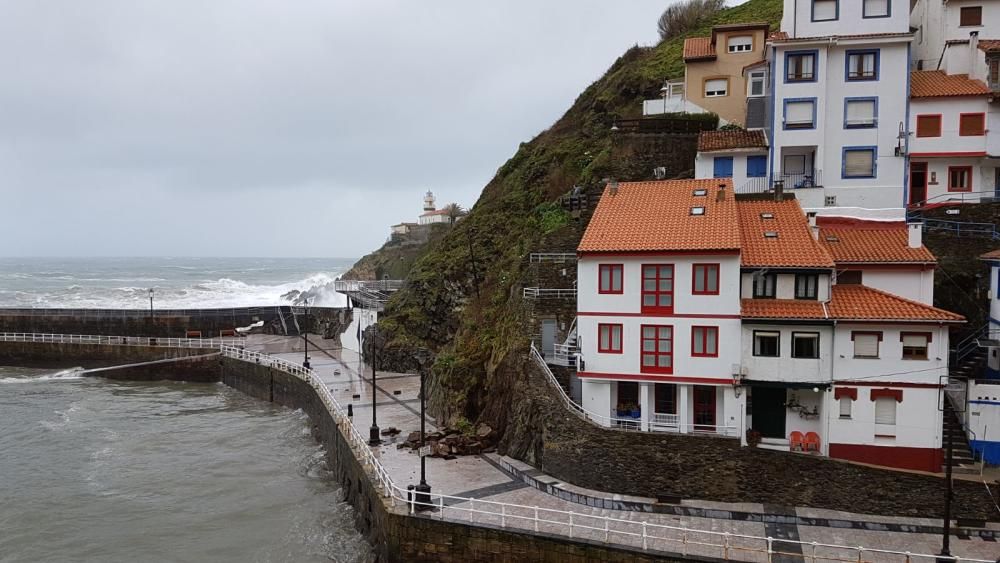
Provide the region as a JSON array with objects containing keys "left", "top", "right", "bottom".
[
  {"left": 728, "top": 36, "right": 753, "bottom": 53},
  {"left": 843, "top": 148, "right": 876, "bottom": 178},
  {"left": 784, "top": 100, "right": 815, "bottom": 129},
  {"left": 704, "top": 78, "right": 728, "bottom": 97},
  {"left": 863, "top": 0, "right": 889, "bottom": 17},
  {"left": 812, "top": 0, "right": 838, "bottom": 21},
  {"left": 874, "top": 397, "right": 896, "bottom": 425},
  {"left": 845, "top": 99, "right": 876, "bottom": 128},
  {"left": 852, "top": 332, "right": 880, "bottom": 358},
  {"left": 839, "top": 397, "right": 852, "bottom": 418}
]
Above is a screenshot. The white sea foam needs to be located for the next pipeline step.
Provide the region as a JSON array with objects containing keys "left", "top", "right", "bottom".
[{"left": 0, "top": 367, "right": 86, "bottom": 384}]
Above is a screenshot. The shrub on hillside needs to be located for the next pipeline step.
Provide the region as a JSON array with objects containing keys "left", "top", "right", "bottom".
[{"left": 657, "top": 0, "right": 726, "bottom": 41}]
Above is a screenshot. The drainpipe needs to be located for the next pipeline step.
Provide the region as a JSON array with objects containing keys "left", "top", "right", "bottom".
[{"left": 826, "top": 316, "right": 836, "bottom": 457}]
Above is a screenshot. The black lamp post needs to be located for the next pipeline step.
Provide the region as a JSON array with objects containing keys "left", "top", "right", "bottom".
[
  {"left": 302, "top": 299, "right": 311, "bottom": 370},
  {"left": 148, "top": 288, "right": 154, "bottom": 318},
  {"left": 368, "top": 318, "right": 381, "bottom": 446},
  {"left": 414, "top": 365, "right": 431, "bottom": 509}
]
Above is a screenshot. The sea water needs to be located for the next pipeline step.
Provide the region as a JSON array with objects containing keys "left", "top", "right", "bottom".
[
  {"left": 0, "top": 256, "right": 355, "bottom": 309},
  {"left": 0, "top": 366, "right": 372, "bottom": 562}
]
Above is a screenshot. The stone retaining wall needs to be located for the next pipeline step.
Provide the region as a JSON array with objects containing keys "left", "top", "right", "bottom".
[
  {"left": 499, "top": 353, "right": 1000, "bottom": 521},
  {"left": 0, "top": 341, "right": 213, "bottom": 368}
]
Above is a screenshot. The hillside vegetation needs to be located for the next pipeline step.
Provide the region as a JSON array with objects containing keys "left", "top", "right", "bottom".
[{"left": 366, "top": 0, "right": 784, "bottom": 427}]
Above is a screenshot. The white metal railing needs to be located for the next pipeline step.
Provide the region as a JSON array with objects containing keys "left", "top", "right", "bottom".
[
  {"left": 0, "top": 332, "right": 241, "bottom": 348},
  {"left": 522, "top": 287, "right": 577, "bottom": 299},
  {"left": 333, "top": 279, "right": 404, "bottom": 293},
  {"left": 11, "top": 333, "right": 994, "bottom": 563},
  {"left": 551, "top": 343, "right": 577, "bottom": 367},
  {"left": 529, "top": 343, "right": 738, "bottom": 438},
  {"left": 529, "top": 253, "right": 578, "bottom": 263}
]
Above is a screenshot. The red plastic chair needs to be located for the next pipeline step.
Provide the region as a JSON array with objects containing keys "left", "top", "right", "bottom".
[
  {"left": 803, "top": 432, "right": 821, "bottom": 452},
  {"left": 789, "top": 431, "right": 805, "bottom": 451}
]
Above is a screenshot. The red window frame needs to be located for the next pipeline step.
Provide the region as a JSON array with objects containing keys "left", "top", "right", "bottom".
[
  {"left": 640, "top": 324, "right": 673, "bottom": 374},
  {"left": 691, "top": 326, "right": 719, "bottom": 357},
  {"left": 915, "top": 114, "right": 941, "bottom": 138},
  {"left": 691, "top": 263, "right": 720, "bottom": 295},
  {"left": 598, "top": 264, "right": 624, "bottom": 295},
  {"left": 959, "top": 112, "right": 986, "bottom": 136},
  {"left": 948, "top": 166, "right": 973, "bottom": 192},
  {"left": 641, "top": 264, "right": 674, "bottom": 314},
  {"left": 597, "top": 323, "right": 623, "bottom": 354}
]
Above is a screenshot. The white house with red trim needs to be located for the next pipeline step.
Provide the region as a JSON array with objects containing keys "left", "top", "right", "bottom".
[{"left": 575, "top": 179, "right": 964, "bottom": 472}]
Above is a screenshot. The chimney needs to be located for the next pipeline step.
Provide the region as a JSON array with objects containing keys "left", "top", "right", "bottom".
[
  {"left": 907, "top": 221, "right": 923, "bottom": 248},
  {"left": 970, "top": 31, "right": 980, "bottom": 59},
  {"left": 717, "top": 181, "right": 727, "bottom": 202},
  {"left": 609, "top": 178, "right": 619, "bottom": 196},
  {"left": 773, "top": 180, "right": 784, "bottom": 201},
  {"left": 807, "top": 211, "right": 819, "bottom": 240}
]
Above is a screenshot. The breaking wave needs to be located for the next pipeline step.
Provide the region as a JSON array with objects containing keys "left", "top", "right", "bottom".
[{"left": 0, "top": 367, "right": 86, "bottom": 384}]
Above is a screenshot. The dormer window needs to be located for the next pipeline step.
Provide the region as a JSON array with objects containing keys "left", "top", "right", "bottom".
[
  {"left": 690, "top": 206, "right": 706, "bottom": 216},
  {"left": 692, "top": 189, "right": 708, "bottom": 196},
  {"left": 727, "top": 36, "right": 753, "bottom": 53}
]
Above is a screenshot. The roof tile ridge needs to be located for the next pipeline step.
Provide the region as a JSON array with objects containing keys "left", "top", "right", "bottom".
[{"left": 833, "top": 284, "right": 964, "bottom": 319}]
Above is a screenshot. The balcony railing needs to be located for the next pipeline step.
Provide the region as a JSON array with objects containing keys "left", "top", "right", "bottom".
[{"left": 736, "top": 170, "right": 823, "bottom": 194}]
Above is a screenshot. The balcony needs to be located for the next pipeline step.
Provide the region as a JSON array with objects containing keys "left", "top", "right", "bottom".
[{"left": 736, "top": 170, "right": 823, "bottom": 195}]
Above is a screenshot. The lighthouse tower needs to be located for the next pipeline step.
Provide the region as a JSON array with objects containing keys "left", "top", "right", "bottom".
[{"left": 423, "top": 191, "right": 436, "bottom": 213}]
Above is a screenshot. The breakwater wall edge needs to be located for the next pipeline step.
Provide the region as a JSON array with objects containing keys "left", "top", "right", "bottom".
[{"left": 1, "top": 341, "right": 689, "bottom": 563}]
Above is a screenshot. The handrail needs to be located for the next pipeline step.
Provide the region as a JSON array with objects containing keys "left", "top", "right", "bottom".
[
  {"left": 0, "top": 332, "right": 241, "bottom": 348},
  {"left": 522, "top": 288, "right": 577, "bottom": 299},
  {"left": 909, "top": 190, "right": 997, "bottom": 209},
  {"left": 529, "top": 253, "right": 578, "bottom": 263},
  {"left": 333, "top": 279, "right": 404, "bottom": 293},
  {"left": 922, "top": 219, "right": 1000, "bottom": 241},
  {"left": 9, "top": 332, "right": 994, "bottom": 562}
]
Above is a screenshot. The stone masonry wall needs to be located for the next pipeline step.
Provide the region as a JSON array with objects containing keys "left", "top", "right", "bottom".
[
  {"left": 500, "top": 351, "right": 1000, "bottom": 521},
  {"left": 0, "top": 341, "right": 213, "bottom": 368}
]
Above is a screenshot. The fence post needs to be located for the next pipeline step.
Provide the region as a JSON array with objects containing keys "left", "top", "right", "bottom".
[
  {"left": 501, "top": 504, "right": 506, "bottom": 528},
  {"left": 569, "top": 513, "right": 574, "bottom": 538},
  {"left": 856, "top": 547, "right": 864, "bottom": 563},
  {"left": 534, "top": 506, "right": 539, "bottom": 532},
  {"left": 604, "top": 517, "right": 609, "bottom": 543},
  {"left": 767, "top": 537, "right": 774, "bottom": 563},
  {"left": 470, "top": 499, "right": 474, "bottom": 523},
  {"left": 904, "top": 552, "right": 911, "bottom": 563},
  {"left": 683, "top": 531, "right": 688, "bottom": 556},
  {"left": 811, "top": 541, "right": 817, "bottom": 563},
  {"left": 642, "top": 522, "right": 648, "bottom": 550},
  {"left": 439, "top": 496, "right": 444, "bottom": 518},
  {"left": 724, "top": 532, "right": 730, "bottom": 560}
]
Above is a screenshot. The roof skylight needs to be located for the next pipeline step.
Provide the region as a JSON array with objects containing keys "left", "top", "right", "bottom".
[{"left": 690, "top": 206, "right": 706, "bottom": 215}]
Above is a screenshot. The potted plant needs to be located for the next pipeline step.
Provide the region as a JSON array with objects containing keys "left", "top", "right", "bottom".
[
  {"left": 628, "top": 403, "right": 642, "bottom": 419},
  {"left": 616, "top": 404, "right": 629, "bottom": 418},
  {"left": 746, "top": 429, "right": 762, "bottom": 448}
]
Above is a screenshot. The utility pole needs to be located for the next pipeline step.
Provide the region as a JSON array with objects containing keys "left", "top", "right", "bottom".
[
  {"left": 940, "top": 418, "right": 954, "bottom": 561},
  {"left": 302, "top": 299, "right": 311, "bottom": 370},
  {"left": 368, "top": 308, "right": 381, "bottom": 446}
]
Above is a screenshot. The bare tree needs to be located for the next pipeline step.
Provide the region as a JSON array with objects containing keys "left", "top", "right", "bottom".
[
  {"left": 443, "top": 203, "right": 467, "bottom": 225},
  {"left": 657, "top": 0, "right": 725, "bottom": 41}
]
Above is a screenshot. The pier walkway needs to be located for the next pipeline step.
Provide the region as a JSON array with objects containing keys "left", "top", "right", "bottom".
[{"left": 242, "top": 334, "right": 1000, "bottom": 563}]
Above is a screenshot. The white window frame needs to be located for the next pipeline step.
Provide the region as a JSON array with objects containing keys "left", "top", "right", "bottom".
[
  {"left": 727, "top": 35, "right": 753, "bottom": 53},
  {"left": 704, "top": 78, "right": 728, "bottom": 98},
  {"left": 747, "top": 70, "right": 766, "bottom": 97}
]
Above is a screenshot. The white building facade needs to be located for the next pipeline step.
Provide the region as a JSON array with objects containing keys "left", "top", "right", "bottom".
[{"left": 575, "top": 180, "right": 963, "bottom": 472}]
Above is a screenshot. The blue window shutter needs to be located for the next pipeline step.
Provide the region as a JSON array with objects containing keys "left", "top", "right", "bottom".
[
  {"left": 713, "top": 157, "right": 734, "bottom": 178},
  {"left": 746, "top": 156, "right": 767, "bottom": 178}
]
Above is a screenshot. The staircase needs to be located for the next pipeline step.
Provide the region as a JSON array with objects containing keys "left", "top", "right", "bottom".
[
  {"left": 278, "top": 306, "right": 299, "bottom": 336},
  {"left": 942, "top": 403, "right": 979, "bottom": 474}
]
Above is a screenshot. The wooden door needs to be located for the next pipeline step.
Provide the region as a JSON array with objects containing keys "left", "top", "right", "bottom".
[
  {"left": 693, "top": 385, "right": 717, "bottom": 430},
  {"left": 909, "top": 162, "right": 928, "bottom": 205}
]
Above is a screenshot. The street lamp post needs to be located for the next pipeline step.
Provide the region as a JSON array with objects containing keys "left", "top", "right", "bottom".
[
  {"left": 368, "top": 313, "right": 381, "bottom": 446},
  {"left": 302, "top": 299, "right": 311, "bottom": 370},
  {"left": 148, "top": 288, "right": 154, "bottom": 318},
  {"left": 414, "top": 366, "right": 431, "bottom": 509}
]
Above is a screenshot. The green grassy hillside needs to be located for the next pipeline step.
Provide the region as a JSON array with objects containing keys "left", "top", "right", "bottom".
[{"left": 371, "top": 0, "right": 784, "bottom": 425}]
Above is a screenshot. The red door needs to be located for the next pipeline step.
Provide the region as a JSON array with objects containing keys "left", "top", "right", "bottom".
[
  {"left": 693, "top": 386, "right": 717, "bottom": 430},
  {"left": 909, "top": 162, "right": 928, "bottom": 206}
]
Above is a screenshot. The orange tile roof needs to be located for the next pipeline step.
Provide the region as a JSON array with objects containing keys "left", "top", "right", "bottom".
[
  {"left": 769, "top": 31, "right": 789, "bottom": 41},
  {"left": 819, "top": 229, "right": 936, "bottom": 264},
  {"left": 743, "top": 59, "right": 768, "bottom": 73},
  {"left": 578, "top": 179, "right": 740, "bottom": 253},
  {"left": 827, "top": 285, "right": 963, "bottom": 322},
  {"left": 742, "top": 285, "right": 964, "bottom": 322},
  {"left": 980, "top": 249, "right": 1000, "bottom": 260},
  {"left": 910, "top": 71, "right": 989, "bottom": 98},
  {"left": 741, "top": 298, "right": 826, "bottom": 319},
  {"left": 698, "top": 130, "right": 768, "bottom": 152},
  {"left": 736, "top": 199, "right": 835, "bottom": 268},
  {"left": 978, "top": 40, "right": 1000, "bottom": 54},
  {"left": 683, "top": 37, "right": 715, "bottom": 61}
]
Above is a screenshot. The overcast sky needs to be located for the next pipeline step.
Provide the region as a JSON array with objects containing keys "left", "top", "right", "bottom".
[{"left": 0, "top": 1, "right": 667, "bottom": 258}]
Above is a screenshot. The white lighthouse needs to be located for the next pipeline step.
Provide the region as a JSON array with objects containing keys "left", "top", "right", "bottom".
[{"left": 418, "top": 190, "right": 448, "bottom": 225}]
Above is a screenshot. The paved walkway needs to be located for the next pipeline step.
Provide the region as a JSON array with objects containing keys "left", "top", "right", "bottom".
[{"left": 243, "top": 334, "right": 1000, "bottom": 562}]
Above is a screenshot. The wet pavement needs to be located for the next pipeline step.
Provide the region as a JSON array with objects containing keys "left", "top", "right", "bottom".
[{"left": 243, "top": 333, "right": 1000, "bottom": 562}]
